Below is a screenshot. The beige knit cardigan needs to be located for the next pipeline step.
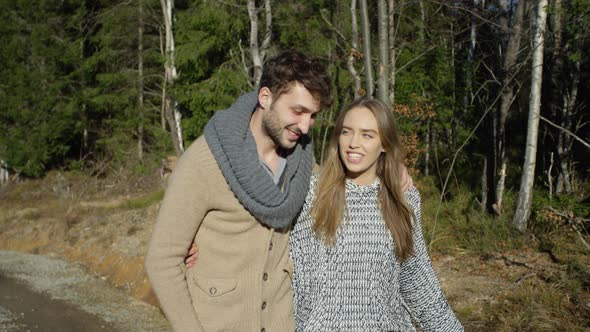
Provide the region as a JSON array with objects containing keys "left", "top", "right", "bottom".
[{"left": 145, "top": 136, "right": 295, "bottom": 332}]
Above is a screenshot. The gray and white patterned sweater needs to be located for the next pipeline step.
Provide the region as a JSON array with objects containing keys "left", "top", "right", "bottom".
[{"left": 290, "top": 175, "right": 463, "bottom": 332}]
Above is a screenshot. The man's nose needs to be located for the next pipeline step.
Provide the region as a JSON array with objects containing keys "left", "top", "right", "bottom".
[{"left": 298, "top": 115, "right": 312, "bottom": 135}]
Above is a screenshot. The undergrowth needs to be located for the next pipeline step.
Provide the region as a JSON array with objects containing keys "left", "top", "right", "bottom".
[
  {"left": 418, "top": 176, "right": 524, "bottom": 255},
  {"left": 122, "top": 190, "right": 164, "bottom": 210},
  {"left": 416, "top": 176, "right": 590, "bottom": 331}
]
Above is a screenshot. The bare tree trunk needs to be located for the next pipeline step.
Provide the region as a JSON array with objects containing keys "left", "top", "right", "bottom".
[
  {"left": 347, "top": 0, "right": 362, "bottom": 98},
  {"left": 388, "top": 0, "right": 395, "bottom": 105},
  {"left": 247, "top": 0, "right": 272, "bottom": 89},
  {"left": 465, "top": 0, "right": 477, "bottom": 108},
  {"left": 158, "top": 27, "right": 166, "bottom": 130},
  {"left": 359, "top": 0, "right": 373, "bottom": 96},
  {"left": 556, "top": 56, "right": 578, "bottom": 193},
  {"left": 161, "top": 0, "right": 184, "bottom": 156},
  {"left": 493, "top": 0, "right": 525, "bottom": 215},
  {"left": 553, "top": 1, "right": 578, "bottom": 194},
  {"left": 137, "top": 0, "right": 144, "bottom": 161},
  {"left": 417, "top": 0, "right": 428, "bottom": 175},
  {"left": 552, "top": 0, "right": 567, "bottom": 193},
  {"left": 424, "top": 119, "right": 430, "bottom": 176},
  {"left": 0, "top": 160, "right": 8, "bottom": 185},
  {"left": 262, "top": 0, "right": 272, "bottom": 61},
  {"left": 513, "top": 0, "right": 548, "bottom": 232},
  {"left": 547, "top": 152, "right": 554, "bottom": 199},
  {"left": 377, "top": 0, "right": 389, "bottom": 103},
  {"left": 418, "top": 0, "right": 425, "bottom": 41},
  {"left": 481, "top": 157, "right": 488, "bottom": 211},
  {"left": 248, "top": 0, "right": 262, "bottom": 88}
]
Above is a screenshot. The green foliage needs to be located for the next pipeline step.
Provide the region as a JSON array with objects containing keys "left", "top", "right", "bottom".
[
  {"left": 419, "top": 176, "right": 524, "bottom": 255},
  {"left": 174, "top": 1, "right": 249, "bottom": 141},
  {"left": 123, "top": 189, "right": 164, "bottom": 209},
  {"left": 180, "top": 64, "right": 250, "bottom": 141},
  {"left": 0, "top": 0, "right": 84, "bottom": 176},
  {"left": 274, "top": 1, "right": 335, "bottom": 55},
  {"left": 531, "top": 190, "right": 590, "bottom": 236}
]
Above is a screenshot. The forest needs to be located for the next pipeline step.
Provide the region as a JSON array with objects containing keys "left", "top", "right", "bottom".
[{"left": 1, "top": 0, "right": 589, "bottom": 330}]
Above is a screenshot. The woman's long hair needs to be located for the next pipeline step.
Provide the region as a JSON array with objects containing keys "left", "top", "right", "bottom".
[{"left": 311, "top": 97, "right": 415, "bottom": 261}]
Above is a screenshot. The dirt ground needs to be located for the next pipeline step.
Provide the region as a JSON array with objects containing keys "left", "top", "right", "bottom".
[{"left": 0, "top": 172, "right": 574, "bottom": 331}]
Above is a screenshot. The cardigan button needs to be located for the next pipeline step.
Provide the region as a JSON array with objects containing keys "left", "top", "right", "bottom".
[
  {"left": 263, "top": 273, "right": 268, "bottom": 281},
  {"left": 209, "top": 287, "right": 217, "bottom": 295},
  {"left": 261, "top": 301, "right": 267, "bottom": 310},
  {"left": 269, "top": 242, "right": 273, "bottom": 251},
  {"left": 261, "top": 329, "right": 266, "bottom": 332}
]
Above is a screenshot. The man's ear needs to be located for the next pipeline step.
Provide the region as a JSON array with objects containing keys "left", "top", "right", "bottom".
[{"left": 258, "top": 87, "right": 272, "bottom": 110}]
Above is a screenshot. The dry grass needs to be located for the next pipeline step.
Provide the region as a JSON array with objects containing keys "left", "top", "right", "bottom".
[{"left": 417, "top": 175, "right": 590, "bottom": 331}]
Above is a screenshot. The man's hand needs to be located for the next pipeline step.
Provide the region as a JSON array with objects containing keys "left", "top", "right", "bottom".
[
  {"left": 400, "top": 165, "right": 414, "bottom": 192},
  {"left": 185, "top": 242, "right": 198, "bottom": 268}
]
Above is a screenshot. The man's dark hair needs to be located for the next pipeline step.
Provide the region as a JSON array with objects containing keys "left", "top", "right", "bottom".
[{"left": 259, "top": 50, "right": 333, "bottom": 110}]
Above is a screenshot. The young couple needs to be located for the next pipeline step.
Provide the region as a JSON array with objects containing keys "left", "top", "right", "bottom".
[{"left": 145, "top": 50, "right": 463, "bottom": 332}]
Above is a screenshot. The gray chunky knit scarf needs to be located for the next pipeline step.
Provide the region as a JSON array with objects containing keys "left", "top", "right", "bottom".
[{"left": 204, "top": 92, "right": 313, "bottom": 229}]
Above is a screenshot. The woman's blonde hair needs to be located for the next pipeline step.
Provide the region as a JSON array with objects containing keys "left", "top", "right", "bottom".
[{"left": 311, "top": 97, "right": 414, "bottom": 261}]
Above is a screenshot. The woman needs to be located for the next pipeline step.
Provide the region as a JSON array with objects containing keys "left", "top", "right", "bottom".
[{"left": 289, "top": 97, "right": 463, "bottom": 331}]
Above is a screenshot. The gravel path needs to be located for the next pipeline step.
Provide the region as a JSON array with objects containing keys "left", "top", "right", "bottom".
[{"left": 0, "top": 251, "right": 171, "bottom": 332}]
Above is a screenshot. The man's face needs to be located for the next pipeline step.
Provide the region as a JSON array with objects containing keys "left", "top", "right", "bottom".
[{"left": 261, "top": 83, "right": 321, "bottom": 150}]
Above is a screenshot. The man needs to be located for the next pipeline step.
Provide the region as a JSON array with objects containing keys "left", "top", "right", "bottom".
[{"left": 145, "top": 50, "right": 332, "bottom": 332}]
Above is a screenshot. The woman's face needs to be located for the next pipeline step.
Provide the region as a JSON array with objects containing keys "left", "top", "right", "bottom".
[{"left": 338, "top": 107, "right": 384, "bottom": 185}]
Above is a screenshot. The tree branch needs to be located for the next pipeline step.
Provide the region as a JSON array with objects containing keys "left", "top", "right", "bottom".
[
  {"left": 394, "top": 45, "right": 436, "bottom": 74},
  {"left": 540, "top": 115, "right": 590, "bottom": 149}
]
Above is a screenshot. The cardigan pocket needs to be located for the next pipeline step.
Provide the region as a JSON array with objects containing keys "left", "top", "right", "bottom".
[
  {"left": 188, "top": 276, "right": 242, "bottom": 331},
  {"left": 192, "top": 276, "right": 237, "bottom": 297}
]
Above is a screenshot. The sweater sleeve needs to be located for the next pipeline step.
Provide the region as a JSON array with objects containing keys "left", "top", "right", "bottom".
[
  {"left": 145, "top": 140, "right": 211, "bottom": 332},
  {"left": 289, "top": 174, "right": 318, "bottom": 327},
  {"left": 399, "top": 187, "right": 464, "bottom": 332}
]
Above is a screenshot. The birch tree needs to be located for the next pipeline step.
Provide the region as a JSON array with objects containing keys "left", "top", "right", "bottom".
[
  {"left": 388, "top": 0, "right": 396, "bottom": 105},
  {"left": 0, "top": 159, "right": 9, "bottom": 185},
  {"left": 492, "top": 0, "right": 525, "bottom": 215},
  {"left": 348, "top": 0, "right": 362, "bottom": 98},
  {"left": 550, "top": 0, "right": 584, "bottom": 194},
  {"left": 138, "top": 0, "right": 145, "bottom": 161},
  {"left": 247, "top": 0, "right": 272, "bottom": 89},
  {"left": 359, "top": 0, "right": 374, "bottom": 96},
  {"left": 377, "top": 0, "right": 389, "bottom": 103},
  {"left": 513, "top": 0, "right": 548, "bottom": 232},
  {"left": 161, "top": 0, "right": 184, "bottom": 156}
]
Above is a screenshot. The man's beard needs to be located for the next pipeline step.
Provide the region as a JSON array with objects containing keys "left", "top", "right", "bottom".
[{"left": 262, "top": 109, "right": 289, "bottom": 149}]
